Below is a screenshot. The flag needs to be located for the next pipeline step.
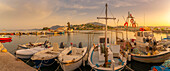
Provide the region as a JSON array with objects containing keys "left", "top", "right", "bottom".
[{"left": 128, "top": 12, "right": 133, "bottom": 18}]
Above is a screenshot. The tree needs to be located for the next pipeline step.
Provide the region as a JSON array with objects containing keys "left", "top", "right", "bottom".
[{"left": 42, "top": 27, "right": 50, "bottom": 30}]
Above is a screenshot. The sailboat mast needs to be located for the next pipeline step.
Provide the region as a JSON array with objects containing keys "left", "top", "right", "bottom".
[
  {"left": 97, "top": 3, "right": 116, "bottom": 66},
  {"left": 105, "top": 3, "right": 108, "bottom": 66},
  {"left": 105, "top": 4, "right": 107, "bottom": 50}
]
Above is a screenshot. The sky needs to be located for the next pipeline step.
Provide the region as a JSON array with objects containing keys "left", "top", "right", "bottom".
[{"left": 0, "top": 0, "right": 169, "bottom": 30}]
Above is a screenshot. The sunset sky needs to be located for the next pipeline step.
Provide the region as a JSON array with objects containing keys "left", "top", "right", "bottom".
[{"left": 0, "top": 0, "right": 169, "bottom": 30}]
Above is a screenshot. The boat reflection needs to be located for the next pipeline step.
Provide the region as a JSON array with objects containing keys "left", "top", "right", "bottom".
[{"left": 0, "top": 40, "right": 12, "bottom": 43}]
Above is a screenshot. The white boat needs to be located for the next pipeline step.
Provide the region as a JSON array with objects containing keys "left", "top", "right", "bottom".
[
  {"left": 117, "top": 31, "right": 170, "bottom": 63},
  {"left": 16, "top": 45, "right": 50, "bottom": 59},
  {"left": 31, "top": 42, "right": 65, "bottom": 68},
  {"left": 57, "top": 42, "right": 87, "bottom": 71},
  {"left": 88, "top": 4, "right": 127, "bottom": 71},
  {"left": 130, "top": 31, "right": 170, "bottom": 63},
  {"left": 18, "top": 35, "right": 51, "bottom": 49},
  {"left": 88, "top": 37, "right": 127, "bottom": 71}
]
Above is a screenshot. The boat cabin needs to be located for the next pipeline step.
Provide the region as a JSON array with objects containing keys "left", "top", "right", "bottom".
[
  {"left": 135, "top": 31, "right": 156, "bottom": 50},
  {"left": 99, "top": 36, "right": 109, "bottom": 44}
]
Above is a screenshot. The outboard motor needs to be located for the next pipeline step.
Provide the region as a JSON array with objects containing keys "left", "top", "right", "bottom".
[
  {"left": 44, "top": 40, "right": 48, "bottom": 48},
  {"left": 60, "top": 42, "right": 64, "bottom": 48},
  {"left": 73, "top": 44, "right": 77, "bottom": 47},
  {"left": 79, "top": 42, "right": 83, "bottom": 48}
]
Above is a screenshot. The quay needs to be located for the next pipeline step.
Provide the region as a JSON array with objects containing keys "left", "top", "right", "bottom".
[{"left": 0, "top": 52, "right": 36, "bottom": 71}]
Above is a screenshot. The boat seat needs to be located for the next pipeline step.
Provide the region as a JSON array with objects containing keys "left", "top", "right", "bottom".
[
  {"left": 71, "top": 48, "right": 83, "bottom": 55},
  {"left": 61, "top": 55, "right": 81, "bottom": 62},
  {"left": 53, "top": 43, "right": 59, "bottom": 51}
]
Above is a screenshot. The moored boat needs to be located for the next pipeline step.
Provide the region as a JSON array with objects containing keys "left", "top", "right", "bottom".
[
  {"left": 117, "top": 31, "right": 170, "bottom": 63},
  {"left": 57, "top": 42, "right": 87, "bottom": 71},
  {"left": 88, "top": 37, "right": 127, "bottom": 71},
  {"left": 0, "top": 35, "right": 12, "bottom": 41},
  {"left": 31, "top": 42, "right": 65, "bottom": 68},
  {"left": 18, "top": 36, "right": 51, "bottom": 49},
  {"left": 16, "top": 43, "right": 51, "bottom": 59}
]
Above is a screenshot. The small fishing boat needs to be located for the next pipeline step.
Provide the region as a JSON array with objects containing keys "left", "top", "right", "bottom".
[
  {"left": 31, "top": 42, "right": 65, "bottom": 68},
  {"left": 16, "top": 43, "right": 51, "bottom": 59},
  {"left": 130, "top": 31, "right": 170, "bottom": 63},
  {"left": 151, "top": 59, "right": 170, "bottom": 71},
  {"left": 88, "top": 37, "right": 127, "bottom": 71},
  {"left": 18, "top": 36, "right": 51, "bottom": 49},
  {"left": 117, "top": 31, "right": 170, "bottom": 63},
  {"left": 88, "top": 4, "right": 127, "bottom": 71},
  {"left": 57, "top": 42, "right": 87, "bottom": 71},
  {"left": 115, "top": 11, "right": 170, "bottom": 63},
  {"left": 0, "top": 35, "right": 12, "bottom": 41}
]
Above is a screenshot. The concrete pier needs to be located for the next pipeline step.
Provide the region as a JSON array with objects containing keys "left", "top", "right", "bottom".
[{"left": 0, "top": 52, "right": 36, "bottom": 71}]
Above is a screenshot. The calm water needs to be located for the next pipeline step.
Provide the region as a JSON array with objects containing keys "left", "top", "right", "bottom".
[{"left": 1, "top": 30, "right": 169, "bottom": 71}]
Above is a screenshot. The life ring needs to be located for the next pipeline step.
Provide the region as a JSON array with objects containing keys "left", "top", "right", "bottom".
[
  {"left": 132, "top": 23, "right": 136, "bottom": 28},
  {"left": 140, "top": 28, "right": 144, "bottom": 31},
  {"left": 130, "top": 19, "right": 134, "bottom": 23},
  {"left": 124, "top": 22, "right": 128, "bottom": 28}
]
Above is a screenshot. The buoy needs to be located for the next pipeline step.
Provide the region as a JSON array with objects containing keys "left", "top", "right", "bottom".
[
  {"left": 128, "top": 53, "right": 131, "bottom": 61},
  {"left": 140, "top": 28, "right": 144, "bottom": 31},
  {"left": 2, "top": 48, "right": 7, "bottom": 52},
  {"left": 147, "top": 53, "right": 151, "bottom": 56}
]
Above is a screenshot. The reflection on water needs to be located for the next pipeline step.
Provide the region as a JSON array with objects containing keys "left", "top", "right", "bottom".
[
  {"left": 0, "top": 40, "right": 12, "bottom": 43},
  {"left": 1, "top": 30, "right": 169, "bottom": 71}
]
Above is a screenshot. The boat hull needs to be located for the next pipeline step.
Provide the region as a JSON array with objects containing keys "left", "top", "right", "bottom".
[
  {"left": 88, "top": 46, "right": 127, "bottom": 71},
  {"left": 33, "top": 58, "right": 56, "bottom": 68},
  {"left": 131, "top": 52, "right": 170, "bottom": 63},
  {"left": 0, "top": 38, "right": 12, "bottom": 41},
  {"left": 61, "top": 59, "right": 82, "bottom": 71},
  {"left": 16, "top": 54, "right": 32, "bottom": 59}
]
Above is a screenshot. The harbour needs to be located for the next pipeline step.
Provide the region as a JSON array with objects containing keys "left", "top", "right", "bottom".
[
  {"left": 0, "top": 1, "right": 170, "bottom": 71},
  {"left": 0, "top": 30, "right": 169, "bottom": 71}
]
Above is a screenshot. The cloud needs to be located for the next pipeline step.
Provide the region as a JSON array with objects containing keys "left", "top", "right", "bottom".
[
  {"left": 78, "top": 13, "right": 87, "bottom": 16},
  {"left": 107, "top": 0, "right": 157, "bottom": 8},
  {"left": 0, "top": 3, "right": 15, "bottom": 13}
]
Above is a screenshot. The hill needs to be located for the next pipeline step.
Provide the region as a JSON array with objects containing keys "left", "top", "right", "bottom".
[
  {"left": 85, "top": 22, "right": 105, "bottom": 26},
  {"left": 50, "top": 25, "right": 63, "bottom": 30}
]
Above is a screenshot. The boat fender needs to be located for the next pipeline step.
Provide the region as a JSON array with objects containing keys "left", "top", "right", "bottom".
[
  {"left": 96, "top": 64, "right": 100, "bottom": 67},
  {"left": 153, "top": 41, "right": 157, "bottom": 46},
  {"left": 79, "top": 42, "right": 83, "bottom": 48},
  {"left": 143, "top": 38, "right": 146, "bottom": 43},
  {"left": 146, "top": 38, "right": 149, "bottom": 42},
  {"left": 73, "top": 44, "right": 77, "bottom": 47},
  {"left": 128, "top": 53, "right": 131, "bottom": 61},
  {"left": 147, "top": 53, "right": 151, "bottom": 56},
  {"left": 134, "top": 42, "right": 136, "bottom": 45},
  {"left": 149, "top": 47, "right": 152, "bottom": 50},
  {"left": 60, "top": 42, "right": 64, "bottom": 48}
]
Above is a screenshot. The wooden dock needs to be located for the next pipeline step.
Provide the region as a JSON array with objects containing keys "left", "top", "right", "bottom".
[{"left": 0, "top": 52, "right": 36, "bottom": 71}]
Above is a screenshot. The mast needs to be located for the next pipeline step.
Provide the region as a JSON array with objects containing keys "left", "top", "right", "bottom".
[{"left": 97, "top": 3, "right": 116, "bottom": 66}]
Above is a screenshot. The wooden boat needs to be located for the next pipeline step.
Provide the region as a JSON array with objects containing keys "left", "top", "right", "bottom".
[
  {"left": 0, "top": 35, "right": 12, "bottom": 41},
  {"left": 88, "top": 36, "right": 127, "bottom": 71},
  {"left": 16, "top": 45, "right": 50, "bottom": 59},
  {"left": 57, "top": 42, "right": 87, "bottom": 71},
  {"left": 88, "top": 4, "right": 127, "bottom": 71},
  {"left": 117, "top": 31, "right": 170, "bottom": 63},
  {"left": 18, "top": 36, "right": 51, "bottom": 49},
  {"left": 131, "top": 31, "right": 170, "bottom": 63},
  {"left": 31, "top": 42, "right": 65, "bottom": 68}
]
